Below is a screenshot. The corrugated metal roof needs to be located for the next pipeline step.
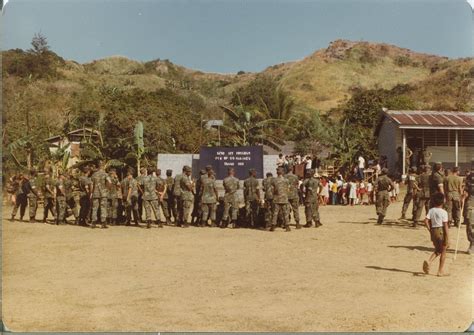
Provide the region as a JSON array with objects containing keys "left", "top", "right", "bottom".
[{"left": 385, "top": 110, "right": 474, "bottom": 129}]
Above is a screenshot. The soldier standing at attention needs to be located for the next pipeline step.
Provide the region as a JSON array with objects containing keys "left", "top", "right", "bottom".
[
  {"left": 107, "top": 168, "right": 121, "bottom": 226},
  {"left": 285, "top": 169, "right": 301, "bottom": 229},
  {"left": 162, "top": 169, "right": 175, "bottom": 225},
  {"left": 445, "top": 167, "right": 463, "bottom": 227},
  {"left": 42, "top": 172, "right": 56, "bottom": 223},
  {"left": 301, "top": 169, "right": 322, "bottom": 228},
  {"left": 244, "top": 168, "right": 261, "bottom": 228},
  {"left": 136, "top": 167, "right": 147, "bottom": 222},
  {"left": 25, "top": 169, "right": 40, "bottom": 223},
  {"left": 262, "top": 172, "right": 274, "bottom": 229},
  {"left": 123, "top": 168, "right": 140, "bottom": 226},
  {"left": 429, "top": 162, "right": 445, "bottom": 208},
  {"left": 200, "top": 166, "right": 219, "bottom": 227},
  {"left": 192, "top": 169, "right": 206, "bottom": 226},
  {"left": 222, "top": 167, "right": 240, "bottom": 229},
  {"left": 179, "top": 165, "right": 194, "bottom": 228},
  {"left": 142, "top": 167, "right": 163, "bottom": 229},
  {"left": 64, "top": 171, "right": 80, "bottom": 225},
  {"left": 173, "top": 168, "right": 184, "bottom": 226},
  {"left": 375, "top": 168, "right": 394, "bottom": 225},
  {"left": 90, "top": 161, "right": 111, "bottom": 229},
  {"left": 10, "top": 173, "right": 27, "bottom": 221},
  {"left": 55, "top": 172, "right": 67, "bottom": 225},
  {"left": 401, "top": 167, "right": 418, "bottom": 222},
  {"left": 78, "top": 166, "right": 92, "bottom": 226},
  {"left": 414, "top": 165, "right": 431, "bottom": 223},
  {"left": 269, "top": 166, "right": 291, "bottom": 232},
  {"left": 156, "top": 168, "right": 167, "bottom": 226},
  {"left": 463, "top": 168, "right": 474, "bottom": 254}
]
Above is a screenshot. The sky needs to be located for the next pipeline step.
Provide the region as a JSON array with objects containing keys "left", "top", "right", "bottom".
[{"left": 1, "top": 0, "right": 473, "bottom": 73}]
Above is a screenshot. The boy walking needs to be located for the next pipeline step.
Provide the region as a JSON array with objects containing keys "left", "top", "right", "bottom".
[{"left": 423, "top": 192, "right": 449, "bottom": 276}]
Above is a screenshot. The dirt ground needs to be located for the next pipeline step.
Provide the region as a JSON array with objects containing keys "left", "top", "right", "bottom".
[{"left": 2, "top": 198, "right": 472, "bottom": 332}]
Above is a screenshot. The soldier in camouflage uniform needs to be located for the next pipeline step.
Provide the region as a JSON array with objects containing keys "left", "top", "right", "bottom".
[
  {"left": 42, "top": 172, "right": 56, "bottom": 223},
  {"left": 107, "top": 168, "right": 121, "bottom": 225},
  {"left": 401, "top": 167, "right": 419, "bottom": 225},
  {"left": 414, "top": 165, "right": 431, "bottom": 223},
  {"left": 55, "top": 172, "right": 67, "bottom": 225},
  {"left": 269, "top": 166, "right": 291, "bottom": 232},
  {"left": 262, "top": 172, "right": 274, "bottom": 229},
  {"left": 444, "top": 166, "right": 462, "bottom": 227},
  {"left": 174, "top": 168, "right": 184, "bottom": 226},
  {"left": 301, "top": 169, "right": 321, "bottom": 228},
  {"left": 78, "top": 166, "right": 92, "bottom": 226},
  {"left": 192, "top": 169, "right": 206, "bottom": 226},
  {"left": 136, "top": 167, "right": 147, "bottom": 222},
  {"left": 429, "top": 162, "right": 445, "bottom": 208},
  {"left": 142, "top": 167, "right": 164, "bottom": 228},
  {"left": 156, "top": 168, "right": 167, "bottom": 226},
  {"left": 244, "top": 169, "right": 261, "bottom": 228},
  {"left": 221, "top": 167, "right": 240, "bottom": 229},
  {"left": 162, "top": 169, "right": 175, "bottom": 225},
  {"left": 463, "top": 168, "right": 474, "bottom": 254},
  {"left": 285, "top": 169, "right": 301, "bottom": 229},
  {"left": 90, "top": 161, "right": 111, "bottom": 229},
  {"left": 25, "top": 169, "right": 40, "bottom": 222},
  {"left": 65, "top": 171, "right": 80, "bottom": 224},
  {"left": 375, "top": 168, "right": 394, "bottom": 225},
  {"left": 11, "top": 173, "right": 27, "bottom": 221},
  {"left": 200, "top": 167, "right": 219, "bottom": 227},
  {"left": 123, "top": 168, "right": 140, "bottom": 226},
  {"left": 179, "top": 165, "right": 194, "bottom": 228}
]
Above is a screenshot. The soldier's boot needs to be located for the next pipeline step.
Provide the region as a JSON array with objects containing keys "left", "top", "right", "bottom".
[
  {"left": 295, "top": 222, "right": 302, "bottom": 229},
  {"left": 315, "top": 221, "right": 322, "bottom": 227},
  {"left": 146, "top": 220, "right": 151, "bottom": 229},
  {"left": 210, "top": 220, "right": 217, "bottom": 228},
  {"left": 269, "top": 225, "right": 276, "bottom": 232},
  {"left": 183, "top": 222, "right": 190, "bottom": 228},
  {"left": 468, "top": 243, "right": 474, "bottom": 255},
  {"left": 166, "top": 217, "right": 172, "bottom": 226},
  {"left": 101, "top": 222, "right": 108, "bottom": 229},
  {"left": 29, "top": 217, "right": 36, "bottom": 223},
  {"left": 158, "top": 221, "right": 164, "bottom": 228},
  {"left": 10, "top": 215, "right": 15, "bottom": 222},
  {"left": 304, "top": 222, "right": 312, "bottom": 228},
  {"left": 91, "top": 221, "right": 97, "bottom": 229},
  {"left": 285, "top": 225, "right": 291, "bottom": 232},
  {"left": 411, "top": 220, "right": 417, "bottom": 228},
  {"left": 231, "top": 220, "right": 237, "bottom": 229},
  {"left": 377, "top": 214, "right": 384, "bottom": 225},
  {"left": 400, "top": 213, "right": 406, "bottom": 220},
  {"left": 453, "top": 221, "right": 459, "bottom": 228},
  {"left": 20, "top": 215, "right": 24, "bottom": 222}
]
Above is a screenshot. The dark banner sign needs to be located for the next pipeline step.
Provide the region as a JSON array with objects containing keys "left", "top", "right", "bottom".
[{"left": 199, "top": 146, "right": 264, "bottom": 180}]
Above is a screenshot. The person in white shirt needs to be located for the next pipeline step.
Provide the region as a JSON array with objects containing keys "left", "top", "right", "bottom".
[
  {"left": 304, "top": 155, "right": 312, "bottom": 178},
  {"left": 276, "top": 153, "right": 284, "bottom": 168},
  {"left": 423, "top": 192, "right": 449, "bottom": 276},
  {"left": 357, "top": 155, "right": 365, "bottom": 180}
]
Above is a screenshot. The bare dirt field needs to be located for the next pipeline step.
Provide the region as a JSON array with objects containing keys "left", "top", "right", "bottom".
[{"left": 2, "top": 199, "right": 472, "bottom": 332}]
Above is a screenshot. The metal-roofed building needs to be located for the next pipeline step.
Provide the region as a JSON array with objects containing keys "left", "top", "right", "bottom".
[{"left": 375, "top": 110, "right": 474, "bottom": 175}]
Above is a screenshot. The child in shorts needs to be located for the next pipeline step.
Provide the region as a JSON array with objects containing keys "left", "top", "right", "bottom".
[{"left": 423, "top": 192, "right": 449, "bottom": 276}]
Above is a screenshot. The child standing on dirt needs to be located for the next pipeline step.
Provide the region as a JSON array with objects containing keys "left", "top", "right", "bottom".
[{"left": 423, "top": 192, "right": 449, "bottom": 277}]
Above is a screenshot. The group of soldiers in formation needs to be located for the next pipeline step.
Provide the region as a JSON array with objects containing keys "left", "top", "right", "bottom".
[
  {"left": 7, "top": 162, "right": 323, "bottom": 232},
  {"left": 375, "top": 163, "right": 474, "bottom": 254}
]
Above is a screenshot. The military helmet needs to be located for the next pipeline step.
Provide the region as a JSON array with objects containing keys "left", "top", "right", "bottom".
[{"left": 183, "top": 165, "right": 192, "bottom": 172}]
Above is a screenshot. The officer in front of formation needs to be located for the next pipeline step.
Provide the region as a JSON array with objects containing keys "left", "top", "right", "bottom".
[
  {"left": 375, "top": 168, "right": 394, "bottom": 225},
  {"left": 301, "top": 169, "right": 321, "bottom": 228},
  {"left": 222, "top": 167, "right": 240, "bottom": 229},
  {"left": 463, "top": 167, "right": 474, "bottom": 254},
  {"left": 90, "top": 161, "right": 111, "bottom": 229},
  {"left": 200, "top": 166, "right": 219, "bottom": 227},
  {"left": 401, "top": 166, "right": 420, "bottom": 226},
  {"left": 244, "top": 168, "right": 261, "bottom": 228},
  {"left": 269, "top": 166, "right": 290, "bottom": 232}
]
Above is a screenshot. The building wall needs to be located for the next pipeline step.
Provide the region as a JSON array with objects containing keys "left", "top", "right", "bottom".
[{"left": 377, "top": 119, "right": 401, "bottom": 173}]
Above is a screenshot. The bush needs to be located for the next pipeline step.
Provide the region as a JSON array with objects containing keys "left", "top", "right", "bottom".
[{"left": 395, "top": 55, "right": 411, "bottom": 67}]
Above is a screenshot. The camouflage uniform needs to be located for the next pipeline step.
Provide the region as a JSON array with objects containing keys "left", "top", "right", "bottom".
[
  {"left": 123, "top": 177, "right": 140, "bottom": 225},
  {"left": 26, "top": 176, "right": 39, "bottom": 221},
  {"left": 302, "top": 175, "right": 320, "bottom": 227},
  {"left": 285, "top": 172, "right": 301, "bottom": 228},
  {"left": 136, "top": 173, "right": 147, "bottom": 221},
  {"left": 200, "top": 174, "right": 218, "bottom": 226},
  {"left": 91, "top": 169, "right": 111, "bottom": 227},
  {"left": 64, "top": 175, "right": 80, "bottom": 222},
  {"left": 270, "top": 175, "right": 290, "bottom": 231},
  {"left": 262, "top": 176, "right": 274, "bottom": 228},
  {"left": 463, "top": 172, "right": 474, "bottom": 254},
  {"left": 429, "top": 170, "right": 445, "bottom": 208},
  {"left": 401, "top": 171, "right": 418, "bottom": 220},
  {"left": 162, "top": 175, "right": 176, "bottom": 224},
  {"left": 445, "top": 174, "right": 462, "bottom": 226},
  {"left": 107, "top": 174, "right": 121, "bottom": 223},
  {"left": 375, "top": 174, "right": 394, "bottom": 224},
  {"left": 222, "top": 175, "right": 240, "bottom": 227},
  {"left": 78, "top": 174, "right": 92, "bottom": 225},
  {"left": 11, "top": 177, "right": 27, "bottom": 220},
  {"left": 414, "top": 170, "right": 431, "bottom": 221},
  {"left": 42, "top": 176, "right": 56, "bottom": 222},
  {"left": 192, "top": 172, "right": 205, "bottom": 225},
  {"left": 244, "top": 175, "right": 260, "bottom": 228},
  {"left": 143, "top": 175, "right": 162, "bottom": 227},
  {"left": 55, "top": 177, "right": 67, "bottom": 224},
  {"left": 174, "top": 174, "right": 184, "bottom": 224},
  {"left": 180, "top": 172, "right": 194, "bottom": 227}
]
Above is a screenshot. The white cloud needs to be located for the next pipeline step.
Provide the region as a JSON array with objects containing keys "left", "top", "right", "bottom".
[{"left": 467, "top": 0, "right": 474, "bottom": 10}]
